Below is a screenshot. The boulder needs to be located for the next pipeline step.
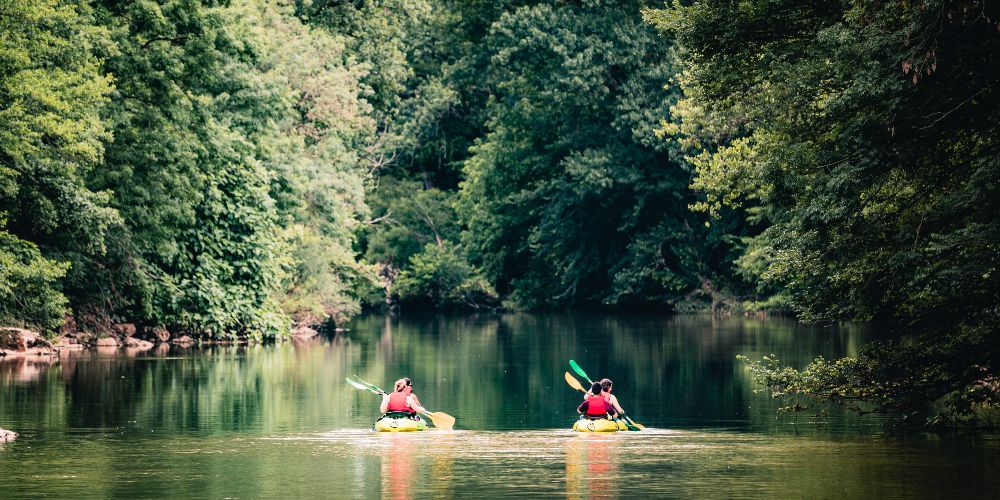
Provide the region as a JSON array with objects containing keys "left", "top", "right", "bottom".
[
  {"left": 171, "top": 335, "right": 196, "bottom": 346},
  {"left": 112, "top": 323, "right": 137, "bottom": 338},
  {"left": 0, "top": 329, "right": 54, "bottom": 360},
  {"left": 123, "top": 337, "right": 154, "bottom": 349},
  {"left": 94, "top": 337, "right": 120, "bottom": 347},
  {"left": 291, "top": 326, "right": 318, "bottom": 340},
  {"left": 0, "top": 428, "right": 17, "bottom": 441},
  {"left": 0, "top": 328, "right": 51, "bottom": 352},
  {"left": 53, "top": 334, "right": 85, "bottom": 351},
  {"left": 143, "top": 326, "right": 171, "bottom": 343}
]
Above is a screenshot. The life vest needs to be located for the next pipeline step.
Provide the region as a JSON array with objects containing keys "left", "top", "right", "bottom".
[
  {"left": 386, "top": 391, "right": 412, "bottom": 413},
  {"left": 585, "top": 398, "right": 610, "bottom": 417},
  {"left": 586, "top": 392, "right": 611, "bottom": 403}
]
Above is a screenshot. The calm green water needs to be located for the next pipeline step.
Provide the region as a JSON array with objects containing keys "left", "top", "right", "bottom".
[{"left": 1, "top": 314, "right": 997, "bottom": 498}]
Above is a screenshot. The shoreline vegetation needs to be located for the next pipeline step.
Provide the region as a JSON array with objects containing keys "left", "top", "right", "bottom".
[{"left": 2, "top": 0, "right": 997, "bottom": 429}]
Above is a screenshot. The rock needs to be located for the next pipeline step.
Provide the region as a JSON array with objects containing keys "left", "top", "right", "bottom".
[
  {"left": 94, "top": 337, "right": 119, "bottom": 347},
  {"left": 143, "top": 326, "right": 171, "bottom": 343},
  {"left": 72, "top": 331, "right": 95, "bottom": 346},
  {"left": 53, "top": 333, "right": 85, "bottom": 350},
  {"left": 112, "top": 323, "right": 137, "bottom": 338},
  {"left": 171, "top": 335, "right": 196, "bottom": 346},
  {"left": 0, "top": 428, "right": 17, "bottom": 441},
  {"left": 291, "top": 326, "right": 318, "bottom": 339},
  {"left": 123, "top": 337, "right": 154, "bottom": 349},
  {"left": 0, "top": 327, "right": 51, "bottom": 352},
  {"left": 0, "top": 328, "right": 54, "bottom": 360}
]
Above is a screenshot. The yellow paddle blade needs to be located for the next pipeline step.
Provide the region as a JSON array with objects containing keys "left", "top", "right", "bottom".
[
  {"left": 565, "top": 372, "right": 586, "bottom": 393},
  {"left": 425, "top": 411, "right": 455, "bottom": 429}
]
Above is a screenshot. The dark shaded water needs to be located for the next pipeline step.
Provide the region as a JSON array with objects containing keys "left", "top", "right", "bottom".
[{"left": 1, "top": 314, "right": 997, "bottom": 498}]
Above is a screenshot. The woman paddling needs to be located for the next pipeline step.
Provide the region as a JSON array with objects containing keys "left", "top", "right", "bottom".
[
  {"left": 380, "top": 378, "right": 426, "bottom": 418},
  {"left": 578, "top": 382, "right": 618, "bottom": 419},
  {"left": 403, "top": 377, "right": 422, "bottom": 409}
]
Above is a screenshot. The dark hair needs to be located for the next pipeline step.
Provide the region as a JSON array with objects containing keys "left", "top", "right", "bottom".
[
  {"left": 601, "top": 378, "right": 613, "bottom": 391},
  {"left": 590, "top": 382, "right": 603, "bottom": 395}
]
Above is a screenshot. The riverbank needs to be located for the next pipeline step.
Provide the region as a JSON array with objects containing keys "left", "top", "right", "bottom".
[{"left": 0, "top": 325, "right": 329, "bottom": 362}]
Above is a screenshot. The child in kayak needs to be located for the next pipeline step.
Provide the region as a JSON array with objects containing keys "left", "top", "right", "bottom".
[
  {"left": 585, "top": 378, "right": 630, "bottom": 422},
  {"left": 578, "top": 382, "right": 618, "bottom": 419},
  {"left": 380, "top": 378, "right": 426, "bottom": 417}
]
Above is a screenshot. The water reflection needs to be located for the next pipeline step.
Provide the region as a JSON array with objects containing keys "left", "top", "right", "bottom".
[
  {"left": 2, "top": 314, "right": 998, "bottom": 498},
  {"left": 566, "top": 435, "right": 619, "bottom": 500},
  {"left": 0, "top": 314, "right": 875, "bottom": 437},
  {"left": 380, "top": 435, "right": 416, "bottom": 500}
]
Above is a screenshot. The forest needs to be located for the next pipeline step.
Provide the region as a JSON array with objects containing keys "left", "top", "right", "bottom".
[{"left": 1, "top": 0, "right": 997, "bottom": 424}]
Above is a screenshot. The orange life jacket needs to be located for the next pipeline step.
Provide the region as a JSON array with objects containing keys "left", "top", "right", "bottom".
[
  {"left": 585, "top": 398, "right": 611, "bottom": 417},
  {"left": 386, "top": 391, "right": 411, "bottom": 413}
]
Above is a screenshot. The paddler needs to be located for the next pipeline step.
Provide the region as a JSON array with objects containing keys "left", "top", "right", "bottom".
[
  {"left": 578, "top": 382, "right": 618, "bottom": 419},
  {"left": 585, "top": 378, "right": 630, "bottom": 422},
  {"left": 403, "top": 377, "right": 422, "bottom": 408},
  {"left": 380, "top": 378, "right": 426, "bottom": 418}
]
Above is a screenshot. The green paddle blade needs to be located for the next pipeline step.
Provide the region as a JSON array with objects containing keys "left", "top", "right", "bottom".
[
  {"left": 568, "top": 360, "right": 592, "bottom": 384},
  {"left": 625, "top": 416, "right": 646, "bottom": 430},
  {"left": 346, "top": 377, "right": 381, "bottom": 395},
  {"left": 353, "top": 375, "right": 385, "bottom": 394}
]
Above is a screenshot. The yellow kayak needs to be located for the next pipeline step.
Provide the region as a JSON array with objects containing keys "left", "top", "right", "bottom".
[
  {"left": 374, "top": 415, "right": 428, "bottom": 432},
  {"left": 572, "top": 418, "right": 628, "bottom": 432}
]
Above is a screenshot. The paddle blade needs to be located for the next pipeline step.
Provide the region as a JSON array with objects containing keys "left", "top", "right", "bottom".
[
  {"left": 564, "top": 372, "right": 587, "bottom": 393},
  {"left": 626, "top": 417, "right": 646, "bottom": 431},
  {"left": 353, "top": 375, "right": 385, "bottom": 394},
  {"left": 347, "top": 377, "right": 379, "bottom": 395},
  {"left": 568, "top": 360, "right": 592, "bottom": 384},
  {"left": 425, "top": 411, "right": 455, "bottom": 429}
]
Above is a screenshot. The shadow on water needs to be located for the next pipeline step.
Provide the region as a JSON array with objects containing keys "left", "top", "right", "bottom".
[{"left": 0, "top": 313, "right": 998, "bottom": 498}]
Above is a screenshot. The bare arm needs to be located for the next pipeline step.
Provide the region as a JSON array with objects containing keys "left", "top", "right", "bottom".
[
  {"left": 610, "top": 394, "right": 625, "bottom": 414},
  {"left": 407, "top": 395, "right": 426, "bottom": 414},
  {"left": 379, "top": 394, "right": 389, "bottom": 414}
]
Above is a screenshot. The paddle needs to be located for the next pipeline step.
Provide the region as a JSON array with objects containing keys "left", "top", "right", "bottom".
[
  {"left": 568, "top": 359, "right": 593, "bottom": 385},
  {"left": 351, "top": 375, "right": 456, "bottom": 429},
  {"left": 565, "top": 371, "right": 587, "bottom": 393},
  {"left": 568, "top": 361, "right": 646, "bottom": 431},
  {"left": 347, "top": 377, "right": 380, "bottom": 395}
]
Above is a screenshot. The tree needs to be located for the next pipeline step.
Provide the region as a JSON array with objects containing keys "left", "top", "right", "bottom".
[
  {"left": 651, "top": 0, "right": 1000, "bottom": 424},
  {"left": 458, "top": 0, "right": 744, "bottom": 309},
  {"left": 0, "top": 0, "right": 116, "bottom": 332}
]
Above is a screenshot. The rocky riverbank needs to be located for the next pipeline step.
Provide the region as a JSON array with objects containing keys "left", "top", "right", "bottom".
[{"left": 0, "top": 324, "right": 325, "bottom": 362}]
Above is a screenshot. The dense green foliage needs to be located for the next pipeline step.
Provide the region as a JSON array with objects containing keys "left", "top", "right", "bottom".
[
  {"left": 0, "top": 0, "right": 115, "bottom": 331},
  {"left": 3, "top": 0, "right": 997, "bottom": 428},
  {"left": 651, "top": 0, "right": 999, "bottom": 424},
  {"left": 360, "top": 0, "right": 754, "bottom": 310},
  {"left": 1, "top": 0, "right": 379, "bottom": 338}
]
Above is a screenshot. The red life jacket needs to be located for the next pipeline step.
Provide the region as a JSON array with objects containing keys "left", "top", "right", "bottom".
[
  {"left": 585, "top": 398, "right": 610, "bottom": 417},
  {"left": 386, "top": 391, "right": 411, "bottom": 412}
]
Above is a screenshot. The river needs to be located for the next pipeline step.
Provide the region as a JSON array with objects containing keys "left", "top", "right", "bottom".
[{"left": 1, "top": 314, "right": 997, "bottom": 498}]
